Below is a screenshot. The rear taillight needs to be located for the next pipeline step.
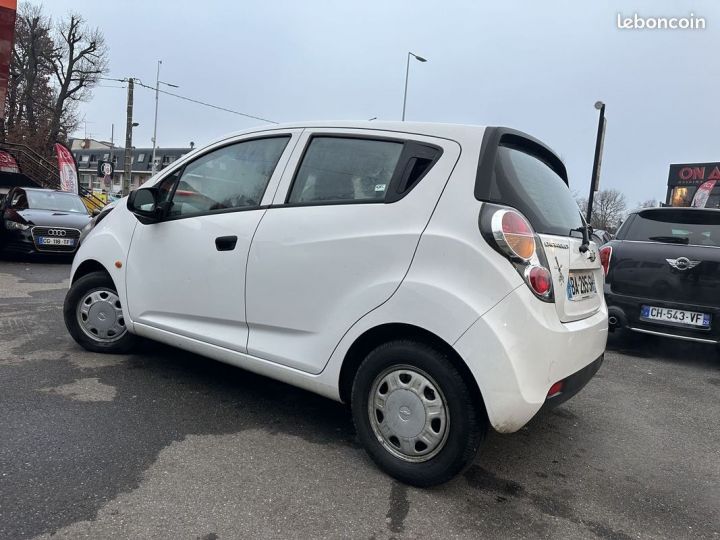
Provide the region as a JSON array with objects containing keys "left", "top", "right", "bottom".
[
  {"left": 526, "top": 266, "right": 552, "bottom": 297},
  {"left": 547, "top": 380, "right": 564, "bottom": 398},
  {"left": 491, "top": 209, "right": 535, "bottom": 261},
  {"left": 599, "top": 245, "right": 612, "bottom": 276},
  {"left": 481, "top": 205, "right": 554, "bottom": 302}
]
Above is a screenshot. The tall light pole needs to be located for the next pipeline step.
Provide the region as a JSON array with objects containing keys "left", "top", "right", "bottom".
[
  {"left": 402, "top": 51, "right": 427, "bottom": 121},
  {"left": 151, "top": 60, "right": 179, "bottom": 175},
  {"left": 586, "top": 101, "right": 607, "bottom": 225}
]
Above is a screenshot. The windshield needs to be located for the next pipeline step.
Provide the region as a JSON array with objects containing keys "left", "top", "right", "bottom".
[
  {"left": 623, "top": 209, "right": 720, "bottom": 247},
  {"left": 482, "top": 145, "right": 584, "bottom": 236},
  {"left": 26, "top": 191, "right": 88, "bottom": 214}
]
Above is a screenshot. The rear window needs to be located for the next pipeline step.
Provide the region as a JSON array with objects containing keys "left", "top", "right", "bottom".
[
  {"left": 623, "top": 209, "right": 720, "bottom": 247},
  {"left": 480, "top": 145, "right": 583, "bottom": 236}
]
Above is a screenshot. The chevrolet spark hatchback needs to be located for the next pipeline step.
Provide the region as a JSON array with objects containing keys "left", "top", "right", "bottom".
[{"left": 64, "top": 122, "right": 608, "bottom": 486}]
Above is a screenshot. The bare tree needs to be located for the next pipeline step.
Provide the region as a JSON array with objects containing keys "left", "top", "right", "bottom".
[
  {"left": 576, "top": 188, "right": 627, "bottom": 232},
  {"left": 638, "top": 198, "right": 658, "bottom": 208},
  {"left": 3, "top": 4, "right": 109, "bottom": 158},
  {"left": 2, "top": 3, "right": 55, "bottom": 150},
  {"left": 45, "top": 12, "right": 108, "bottom": 150}
]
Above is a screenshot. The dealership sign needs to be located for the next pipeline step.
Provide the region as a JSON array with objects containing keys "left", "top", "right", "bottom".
[{"left": 668, "top": 162, "right": 720, "bottom": 187}]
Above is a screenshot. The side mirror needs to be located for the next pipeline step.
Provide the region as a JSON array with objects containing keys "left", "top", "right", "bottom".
[
  {"left": 91, "top": 208, "right": 101, "bottom": 217},
  {"left": 127, "top": 188, "right": 163, "bottom": 224}
]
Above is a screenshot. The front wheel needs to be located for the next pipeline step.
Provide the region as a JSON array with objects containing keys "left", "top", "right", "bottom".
[
  {"left": 64, "top": 271, "right": 137, "bottom": 354},
  {"left": 351, "top": 340, "right": 486, "bottom": 487}
]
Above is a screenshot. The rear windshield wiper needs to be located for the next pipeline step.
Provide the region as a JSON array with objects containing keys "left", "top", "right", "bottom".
[
  {"left": 647, "top": 236, "right": 689, "bottom": 245},
  {"left": 571, "top": 226, "right": 590, "bottom": 253}
]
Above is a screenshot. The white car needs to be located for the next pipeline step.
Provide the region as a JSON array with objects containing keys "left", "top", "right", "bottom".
[{"left": 64, "top": 122, "right": 608, "bottom": 486}]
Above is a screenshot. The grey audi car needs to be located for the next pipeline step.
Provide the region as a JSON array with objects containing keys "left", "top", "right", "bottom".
[{"left": 0, "top": 187, "right": 92, "bottom": 256}]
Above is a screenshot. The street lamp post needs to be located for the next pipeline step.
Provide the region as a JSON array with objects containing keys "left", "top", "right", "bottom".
[
  {"left": 402, "top": 51, "right": 427, "bottom": 121},
  {"left": 150, "top": 60, "right": 179, "bottom": 175}
]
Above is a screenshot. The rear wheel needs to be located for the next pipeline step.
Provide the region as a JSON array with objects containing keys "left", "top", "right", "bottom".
[
  {"left": 351, "top": 340, "right": 486, "bottom": 487},
  {"left": 64, "top": 271, "right": 136, "bottom": 353}
]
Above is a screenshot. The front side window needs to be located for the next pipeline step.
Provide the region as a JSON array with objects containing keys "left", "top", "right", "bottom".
[
  {"left": 10, "top": 190, "right": 28, "bottom": 209},
  {"left": 166, "top": 136, "right": 290, "bottom": 218},
  {"left": 288, "top": 137, "right": 404, "bottom": 204}
]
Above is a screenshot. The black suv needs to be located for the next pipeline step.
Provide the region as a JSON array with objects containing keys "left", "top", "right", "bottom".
[{"left": 602, "top": 207, "right": 720, "bottom": 346}]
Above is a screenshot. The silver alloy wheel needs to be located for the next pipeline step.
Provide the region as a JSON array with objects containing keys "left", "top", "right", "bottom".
[
  {"left": 75, "top": 288, "right": 127, "bottom": 343},
  {"left": 368, "top": 365, "right": 450, "bottom": 462}
]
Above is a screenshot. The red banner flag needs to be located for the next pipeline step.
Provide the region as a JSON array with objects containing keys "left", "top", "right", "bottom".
[
  {"left": 55, "top": 142, "right": 79, "bottom": 194},
  {"left": 0, "top": 1, "right": 15, "bottom": 120},
  {"left": 0, "top": 149, "right": 18, "bottom": 172},
  {"left": 691, "top": 180, "right": 716, "bottom": 208}
]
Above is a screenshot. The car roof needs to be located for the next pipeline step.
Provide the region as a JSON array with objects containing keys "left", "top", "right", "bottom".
[
  {"left": 20, "top": 188, "right": 79, "bottom": 195},
  {"left": 630, "top": 206, "right": 720, "bottom": 214},
  {"left": 208, "top": 120, "right": 489, "bottom": 146}
]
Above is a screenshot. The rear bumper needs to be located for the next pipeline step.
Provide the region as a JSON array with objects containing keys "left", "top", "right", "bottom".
[
  {"left": 453, "top": 285, "right": 608, "bottom": 433},
  {"left": 606, "top": 290, "right": 720, "bottom": 344},
  {"left": 540, "top": 354, "right": 604, "bottom": 410}
]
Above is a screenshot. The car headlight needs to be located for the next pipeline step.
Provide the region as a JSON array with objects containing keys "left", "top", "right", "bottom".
[{"left": 5, "top": 219, "right": 30, "bottom": 231}]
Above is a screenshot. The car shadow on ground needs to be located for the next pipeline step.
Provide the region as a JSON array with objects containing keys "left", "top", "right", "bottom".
[
  {"left": 0, "top": 251, "right": 74, "bottom": 265},
  {"left": 606, "top": 330, "right": 719, "bottom": 370}
]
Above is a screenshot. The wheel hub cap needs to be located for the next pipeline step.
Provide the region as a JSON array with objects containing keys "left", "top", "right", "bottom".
[
  {"left": 76, "top": 289, "right": 126, "bottom": 343},
  {"left": 385, "top": 389, "right": 426, "bottom": 438},
  {"left": 368, "top": 365, "right": 450, "bottom": 463}
]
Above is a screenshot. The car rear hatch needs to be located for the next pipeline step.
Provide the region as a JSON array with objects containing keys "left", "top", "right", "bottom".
[
  {"left": 475, "top": 129, "right": 602, "bottom": 323},
  {"left": 540, "top": 233, "right": 603, "bottom": 322},
  {"left": 610, "top": 208, "right": 720, "bottom": 308}
]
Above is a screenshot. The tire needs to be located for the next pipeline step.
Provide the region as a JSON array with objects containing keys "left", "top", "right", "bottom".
[
  {"left": 351, "top": 340, "right": 486, "bottom": 487},
  {"left": 64, "top": 270, "right": 137, "bottom": 354}
]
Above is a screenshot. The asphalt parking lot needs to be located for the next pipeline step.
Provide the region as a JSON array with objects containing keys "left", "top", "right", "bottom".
[{"left": 0, "top": 258, "right": 718, "bottom": 540}]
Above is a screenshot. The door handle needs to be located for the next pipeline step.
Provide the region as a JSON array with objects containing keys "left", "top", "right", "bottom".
[{"left": 215, "top": 235, "right": 238, "bottom": 251}]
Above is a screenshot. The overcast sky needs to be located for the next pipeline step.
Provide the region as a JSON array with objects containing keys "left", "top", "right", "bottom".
[{"left": 43, "top": 0, "right": 718, "bottom": 206}]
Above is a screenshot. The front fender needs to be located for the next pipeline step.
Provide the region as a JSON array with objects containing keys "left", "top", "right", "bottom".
[{"left": 71, "top": 200, "right": 138, "bottom": 331}]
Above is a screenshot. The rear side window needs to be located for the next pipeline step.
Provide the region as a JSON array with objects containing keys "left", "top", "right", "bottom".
[
  {"left": 622, "top": 209, "right": 720, "bottom": 247},
  {"left": 477, "top": 139, "right": 583, "bottom": 236},
  {"left": 288, "top": 137, "right": 404, "bottom": 204}
]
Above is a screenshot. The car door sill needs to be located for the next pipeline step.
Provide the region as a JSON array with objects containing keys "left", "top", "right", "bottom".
[{"left": 132, "top": 322, "right": 340, "bottom": 401}]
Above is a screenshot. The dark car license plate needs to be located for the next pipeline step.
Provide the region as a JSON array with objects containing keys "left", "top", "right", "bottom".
[
  {"left": 38, "top": 237, "right": 75, "bottom": 246},
  {"left": 640, "top": 305, "right": 711, "bottom": 328}
]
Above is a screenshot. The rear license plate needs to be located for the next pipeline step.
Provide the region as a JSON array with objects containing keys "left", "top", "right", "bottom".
[
  {"left": 640, "top": 306, "right": 711, "bottom": 328},
  {"left": 566, "top": 271, "right": 597, "bottom": 301},
  {"left": 38, "top": 236, "right": 74, "bottom": 246}
]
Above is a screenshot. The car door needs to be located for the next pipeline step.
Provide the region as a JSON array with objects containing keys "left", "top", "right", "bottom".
[
  {"left": 125, "top": 132, "right": 298, "bottom": 352},
  {"left": 245, "top": 128, "right": 461, "bottom": 373}
]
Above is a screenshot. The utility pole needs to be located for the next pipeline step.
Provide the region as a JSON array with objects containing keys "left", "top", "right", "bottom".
[
  {"left": 123, "top": 78, "right": 134, "bottom": 196},
  {"left": 586, "top": 101, "right": 606, "bottom": 225}
]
